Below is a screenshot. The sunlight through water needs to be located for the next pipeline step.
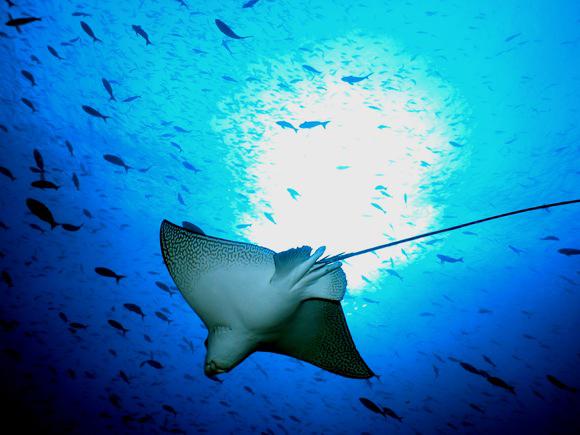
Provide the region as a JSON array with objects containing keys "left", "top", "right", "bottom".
[{"left": 214, "top": 34, "right": 470, "bottom": 291}]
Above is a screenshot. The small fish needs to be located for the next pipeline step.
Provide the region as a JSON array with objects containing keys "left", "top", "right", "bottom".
[
  {"left": 469, "top": 403, "right": 485, "bottom": 414},
  {"left": 102, "top": 78, "right": 116, "bottom": 101},
  {"left": 47, "top": 45, "right": 64, "bottom": 60},
  {"left": 123, "top": 303, "right": 145, "bottom": 319},
  {"left": 95, "top": 267, "right": 125, "bottom": 284},
  {"left": 359, "top": 397, "right": 384, "bottom": 416},
  {"left": 508, "top": 245, "right": 525, "bottom": 254},
  {"left": 132, "top": 25, "right": 152, "bottom": 45},
  {"left": 107, "top": 319, "right": 128, "bottom": 335},
  {"left": 119, "top": 370, "right": 130, "bottom": 384},
  {"left": 162, "top": 404, "right": 177, "bottom": 416},
  {"left": 0, "top": 166, "right": 16, "bottom": 181},
  {"left": 65, "top": 140, "right": 74, "bottom": 156},
  {"left": 140, "top": 359, "right": 164, "bottom": 369},
  {"left": 486, "top": 375, "right": 516, "bottom": 394},
  {"left": 21, "top": 97, "right": 37, "bottom": 112},
  {"left": 371, "top": 202, "right": 386, "bottom": 214},
  {"left": 32, "top": 149, "right": 44, "bottom": 172},
  {"left": 242, "top": 0, "right": 260, "bottom": 8},
  {"left": 540, "top": 235, "right": 559, "bottom": 241},
  {"left": 61, "top": 223, "right": 83, "bottom": 232},
  {"left": 302, "top": 64, "right": 321, "bottom": 75},
  {"left": 155, "top": 281, "right": 176, "bottom": 296},
  {"left": 21, "top": 69, "right": 36, "bottom": 86},
  {"left": 80, "top": 21, "right": 101, "bottom": 43},
  {"left": 72, "top": 173, "right": 80, "bottom": 190},
  {"left": 382, "top": 406, "right": 403, "bottom": 422},
  {"left": 385, "top": 269, "right": 402, "bottom": 280},
  {"left": 31, "top": 180, "right": 60, "bottom": 190},
  {"left": 69, "top": 322, "right": 87, "bottom": 330},
  {"left": 122, "top": 95, "right": 141, "bottom": 102},
  {"left": 1, "top": 270, "right": 13, "bottom": 287},
  {"left": 546, "top": 374, "right": 577, "bottom": 393},
  {"left": 504, "top": 33, "right": 521, "bottom": 42},
  {"left": 243, "top": 385, "right": 255, "bottom": 395},
  {"left": 287, "top": 188, "right": 300, "bottom": 200},
  {"left": 82, "top": 209, "right": 92, "bottom": 218},
  {"left": 459, "top": 362, "right": 488, "bottom": 377},
  {"left": 264, "top": 212, "right": 276, "bottom": 224},
  {"left": 437, "top": 254, "right": 463, "bottom": 264},
  {"left": 155, "top": 311, "right": 172, "bottom": 323},
  {"left": 5, "top": 16, "right": 42, "bottom": 30},
  {"left": 341, "top": 73, "right": 372, "bottom": 85},
  {"left": 299, "top": 120, "right": 330, "bottom": 129},
  {"left": 182, "top": 161, "right": 201, "bottom": 172},
  {"left": 449, "top": 141, "right": 463, "bottom": 148},
  {"left": 82, "top": 105, "right": 109, "bottom": 121},
  {"left": 72, "top": 12, "right": 92, "bottom": 17},
  {"left": 215, "top": 19, "right": 251, "bottom": 39},
  {"left": 558, "top": 248, "right": 579, "bottom": 256},
  {"left": 276, "top": 121, "right": 298, "bottom": 133},
  {"left": 103, "top": 154, "right": 130, "bottom": 172},
  {"left": 26, "top": 198, "right": 59, "bottom": 229},
  {"left": 482, "top": 355, "right": 496, "bottom": 367},
  {"left": 432, "top": 364, "right": 439, "bottom": 379}
]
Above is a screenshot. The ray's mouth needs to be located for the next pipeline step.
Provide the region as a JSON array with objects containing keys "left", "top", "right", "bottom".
[{"left": 204, "top": 360, "right": 227, "bottom": 376}]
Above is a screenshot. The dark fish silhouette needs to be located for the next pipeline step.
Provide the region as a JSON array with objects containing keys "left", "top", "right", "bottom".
[
  {"left": 31, "top": 180, "right": 60, "bottom": 190},
  {"left": 132, "top": 25, "right": 152, "bottom": 45},
  {"left": 486, "top": 375, "right": 516, "bottom": 394},
  {"left": 459, "top": 362, "right": 488, "bottom": 377},
  {"left": 103, "top": 154, "right": 131, "bottom": 172},
  {"left": 382, "top": 406, "right": 403, "bottom": 422},
  {"left": 21, "top": 97, "right": 37, "bottom": 112},
  {"left": 95, "top": 267, "right": 125, "bottom": 283},
  {"left": 61, "top": 223, "right": 83, "bottom": 232},
  {"left": 58, "top": 312, "right": 68, "bottom": 323},
  {"left": 276, "top": 121, "right": 298, "bottom": 132},
  {"left": 155, "top": 281, "right": 176, "bottom": 296},
  {"left": 0, "top": 166, "right": 15, "bottom": 181},
  {"left": 65, "top": 140, "right": 74, "bottom": 156},
  {"left": 299, "top": 120, "right": 330, "bottom": 129},
  {"left": 540, "top": 235, "right": 559, "bottom": 240},
  {"left": 80, "top": 21, "right": 101, "bottom": 42},
  {"left": 155, "top": 311, "right": 172, "bottom": 323},
  {"left": 122, "top": 95, "right": 141, "bottom": 102},
  {"left": 341, "top": 73, "right": 372, "bottom": 84},
  {"left": 33, "top": 149, "right": 44, "bottom": 171},
  {"left": 1, "top": 270, "right": 13, "bottom": 287},
  {"left": 123, "top": 303, "right": 145, "bottom": 319},
  {"left": 119, "top": 370, "right": 130, "bottom": 384},
  {"left": 26, "top": 198, "right": 59, "bottom": 229},
  {"left": 215, "top": 19, "right": 251, "bottom": 39},
  {"left": 47, "top": 45, "right": 64, "bottom": 59},
  {"left": 5, "top": 15, "right": 41, "bottom": 31},
  {"left": 302, "top": 64, "right": 322, "bottom": 75},
  {"left": 482, "top": 354, "right": 496, "bottom": 368},
  {"left": 243, "top": 0, "right": 260, "bottom": 7},
  {"left": 108, "top": 319, "right": 128, "bottom": 335},
  {"left": 546, "top": 374, "right": 577, "bottom": 393},
  {"left": 102, "top": 78, "right": 116, "bottom": 100},
  {"left": 72, "top": 173, "right": 80, "bottom": 190},
  {"left": 72, "top": 12, "right": 92, "bottom": 17},
  {"left": 437, "top": 254, "right": 463, "bottom": 263},
  {"left": 140, "top": 359, "right": 164, "bottom": 369},
  {"left": 359, "top": 397, "right": 384, "bottom": 416},
  {"left": 82, "top": 105, "right": 109, "bottom": 121},
  {"left": 558, "top": 248, "right": 579, "bottom": 256},
  {"left": 21, "top": 69, "right": 36, "bottom": 86}
]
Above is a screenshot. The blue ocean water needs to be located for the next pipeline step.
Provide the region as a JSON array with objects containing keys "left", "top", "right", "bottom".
[{"left": 1, "top": 0, "right": 579, "bottom": 433}]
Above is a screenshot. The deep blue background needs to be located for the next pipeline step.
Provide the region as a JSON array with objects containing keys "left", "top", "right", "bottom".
[{"left": 1, "top": 1, "right": 579, "bottom": 434}]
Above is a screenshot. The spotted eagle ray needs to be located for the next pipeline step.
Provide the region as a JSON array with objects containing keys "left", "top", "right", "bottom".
[{"left": 160, "top": 199, "right": 578, "bottom": 379}]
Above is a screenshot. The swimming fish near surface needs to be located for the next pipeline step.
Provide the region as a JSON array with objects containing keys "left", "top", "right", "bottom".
[{"left": 215, "top": 19, "right": 251, "bottom": 39}]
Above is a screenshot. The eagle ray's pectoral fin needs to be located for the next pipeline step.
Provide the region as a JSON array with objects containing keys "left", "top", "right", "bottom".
[{"left": 259, "top": 299, "right": 374, "bottom": 378}]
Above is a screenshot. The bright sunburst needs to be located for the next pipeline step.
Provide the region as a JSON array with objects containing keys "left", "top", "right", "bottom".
[{"left": 214, "top": 34, "right": 469, "bottom": 291}]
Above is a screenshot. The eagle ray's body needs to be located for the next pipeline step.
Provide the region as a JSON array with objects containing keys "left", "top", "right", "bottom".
[{"left": 160, "top": 220, "right": 374, "bottom": 378}]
